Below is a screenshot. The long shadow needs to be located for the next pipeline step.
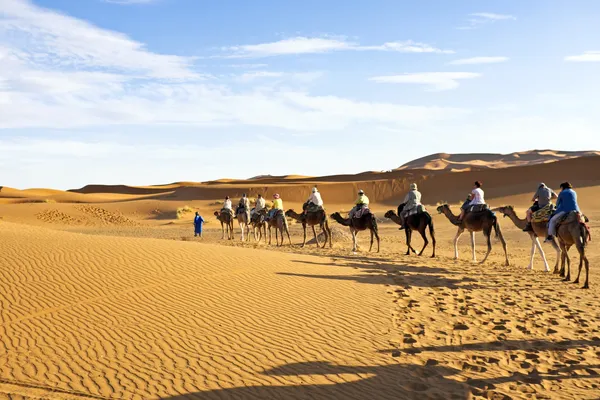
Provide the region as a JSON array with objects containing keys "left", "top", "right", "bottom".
[
  {"left": 161, "top": 361, "right": 471, "bottom": 400},
  {"left": 161, "top": 338, "right": 600, "bottom": 399},
  {"left": 292, "top": 259, "right": 454, "bottom": 275},
  {"left": 287, "top": 260, "right": 480, "bottom": 290}
]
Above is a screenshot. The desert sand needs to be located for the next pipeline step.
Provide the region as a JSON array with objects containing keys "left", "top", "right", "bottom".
[{"left": 1, "top": 152, "right": 599, "bottom": 399}]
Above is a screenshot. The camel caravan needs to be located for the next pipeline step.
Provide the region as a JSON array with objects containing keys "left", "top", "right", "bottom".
[{"left": 212, "top": 180, "right": 592, "bottom": 288}]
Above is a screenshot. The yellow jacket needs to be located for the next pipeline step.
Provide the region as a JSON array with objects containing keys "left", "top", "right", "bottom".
[
  {"left": 272, "top": 198, "right": 283, "bottom": 210},
  {"left": 356, "top": 194, "right": 369, "bottom": 206}
]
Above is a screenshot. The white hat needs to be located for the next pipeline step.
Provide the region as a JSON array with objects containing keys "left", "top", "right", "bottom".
[
  {"left": 312, "top": 187, "right": 318, "bottom": 193},
  {"left": 410, "top": 183, "right": 418, "bottom": 190},
  {"left": 358, "top": 189, "right": 364, "bottom": 195}
]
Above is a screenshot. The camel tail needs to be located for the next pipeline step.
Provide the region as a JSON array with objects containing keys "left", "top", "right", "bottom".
[
  {"left": 493, "top": 217, "right": 502, "bottom": 239},
  {"left": 582, "top": 223, "right": 592, "bottom": 245},
  {"left": 428, "top": 217, "right": 435, "bottom": 239},
  {"left": 371, "top": 214, "right": 379, "bottom": 233}
]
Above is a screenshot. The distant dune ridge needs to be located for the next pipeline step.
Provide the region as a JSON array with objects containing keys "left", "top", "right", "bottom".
[
  {"left": 2, "top": 149, "right": 599, "bottom": 206},
  {"left": 396, "top": 149, "right": 600, "bottom": 172}
]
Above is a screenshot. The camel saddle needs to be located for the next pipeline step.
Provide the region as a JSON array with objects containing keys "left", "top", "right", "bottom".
[
  {"left": 555, "top": 211, "right": 589, "bottom": 228},
  {"left": 267, "top": 209, "right": 284, "bottom": 221},
  {"left": 305, "top": 203, "right": 324, "bottom": 213},
  {"left": 221, "top": 208, "right": 234, "bottom": 217},
  {"left": 236, "top": 205, "right": 248, "bottom": 215},
  {"left": 531, "top": 204, "right": 554, "bottom": 223},
  {"left": 465, "top": 204, "right": 489, "bottom": 213},
  {"left": 406, "top": 204, "right": 427, "bottom": 217},
  {"left": 353, "top": 206, "right": 371, "bottom": 219},
  {"left": 251, "top": 208, "right": 266, "bottom": 223}
]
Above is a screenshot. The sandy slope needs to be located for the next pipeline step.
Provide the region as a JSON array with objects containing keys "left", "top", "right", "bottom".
[
  {"left": 1, "top": 198, "right": 600, "bottom": 399},
  {"left": 1, "top": 151, "right": 600, "bottom": 399}
]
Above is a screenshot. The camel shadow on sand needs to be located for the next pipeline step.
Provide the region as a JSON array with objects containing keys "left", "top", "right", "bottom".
[
  {"left": 287, "top": 259, "right": 481, "bottom": 290},
  {"left": 161, "top": 338, "right": 600, "bottom": 399}
]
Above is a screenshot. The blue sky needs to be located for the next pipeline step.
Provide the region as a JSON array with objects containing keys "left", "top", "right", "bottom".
[{"left": 1, "top": 0, "right": 599, "bottom": 189}]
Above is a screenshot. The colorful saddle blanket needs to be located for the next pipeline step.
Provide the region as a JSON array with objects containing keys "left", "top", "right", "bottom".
[{"left": 531, "top": 204, "right": 554, "bottom": 223}]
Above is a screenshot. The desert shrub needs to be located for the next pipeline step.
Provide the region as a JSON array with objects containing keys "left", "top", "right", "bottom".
[{"left": 176, "top": 205, "right": 194, "bottom": 219}]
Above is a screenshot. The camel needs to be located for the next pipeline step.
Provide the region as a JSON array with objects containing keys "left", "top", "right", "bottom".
[
  {"left": 250, "top": 210, "right": 268, "bottom": 243},
  {"left": 384, "top": 206, "right": 436, "bottom": 257},
  {"left": 494, "top": 206, "right": 561, "bottom": 273},
  {"left": 552, "top": 212, "right": 591, "bottom": 289},
  {"left": 330, "top": 211, "right": 379, "bottom": 253},
  {"left": 285, "top": 209, "right": 332, "bottom": 248},
  {"left": 214, "top": 210, "right": 234, "bottom": 240},
  {"left": 235, "top": 207, "right": 251, "bottom": 241},
  {"left": 436, "top": 204, "right": 509, "bottom": 266},
  {"left": 267, "top": 211, "right": 292, "bottom": 246}
]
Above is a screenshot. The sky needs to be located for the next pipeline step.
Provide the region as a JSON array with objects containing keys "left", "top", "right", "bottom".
[{"left": 1, "top": 0, "right": 599, "bottom": 189}]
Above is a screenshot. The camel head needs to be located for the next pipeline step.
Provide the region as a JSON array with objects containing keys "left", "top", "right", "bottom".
[
  {"left": 213, "top": 211, "right": 219, "bottom": 217},
  {"left": 285, "top": 209, "right": 294, "bottom": 217},
  {"left": 493, "top": 205, "right": 514, "bottom": 218},
  {"left": 384, "top": 210, "right": 395, "bottom": 219},
  {"left": 436, "top": 204, "right": 449, "bottom": 214}
]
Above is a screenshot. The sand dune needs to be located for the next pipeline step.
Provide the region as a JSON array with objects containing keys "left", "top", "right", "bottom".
[
  {"left": 397, "top": 149, "right": 600, "bottom": 171},
  {"left": 54, "top": 153, "right": 600, "bottom": 207},
  {"left": 1, "top": 149, "right": 600, "bottom": 399}
]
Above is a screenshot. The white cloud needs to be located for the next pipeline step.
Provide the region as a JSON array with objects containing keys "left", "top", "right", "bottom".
[
  {"left": 470, "top": 13, "right": 516, "bottom": 21},
  {"left": 221, "top": 37, "right": 453, "bottom": 58},
  {"left": 449, "top": 56, "right": 508, "bottom": 65},
  {"left": 228, "top": 63, "right": 269, "bottom": 69},
  {"left": 369, "top": 72, "right": 481, "bottom": 91},
  {"left": 236, "top": 71, "right": 323, "bottom": 83},
  {"left": 0, "top": 1, "right": 466, "bottom": 132},
  {"left": 565, "top": 51, "right": 600, "bottom": 62},
  {"left": 459, "top": 12, "right": 516, "bottom": 30},
  {"left": 1, "top": 0, "right": 198, "bottom": 79}
]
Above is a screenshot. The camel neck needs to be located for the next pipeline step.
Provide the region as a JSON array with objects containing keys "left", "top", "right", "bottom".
[{"left": 507, "top": 211, "right": 527, "bottom": 229}]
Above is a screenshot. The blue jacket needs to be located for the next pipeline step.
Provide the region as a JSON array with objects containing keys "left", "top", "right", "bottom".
[{"left": 555, "top": 189, "right": 580, "bottom": 214}]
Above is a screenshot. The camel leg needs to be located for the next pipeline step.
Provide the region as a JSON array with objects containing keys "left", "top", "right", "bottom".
[
  {"left": 480, "top": 233, "right": 492, "bottom": 264},
  {"left": 268, "top": 226, "right": 272, "bottom": 245},
  {"left": 535, "top": 237, "right": 550, "bottom": 272},
  {"left": 302, "top": 225, "right": 307, "bottom": 248},
  {"left": 320, "top": 223, "right": 328, "bottom": 249},
  {"left": 471, "top": 231, "right": 477, "bottom": 263},
  {"left": 497, "top": 229, "right": 509, "bottom": 266},
  {"left": 285, "top": 223, "right": 292, "bottom": 246},
  {"left": 351, "top": 230, "right": 357, "bottom": 252},
  {"left": 551, "top": 239, "right": 561, "bottom": 274},
  {"left": 405, "top": 229, "right": 412, "bottom": 256},
  {"left": 583, "top": 251, "right": 590, "bottom": 289},
  {"left": 559, "top": 243, "right": 567, "bottom": 277},
  {"left": 563, "top": 244, "right": 572, "bottom": 281},
  {"left": 453, "top": 228, "right": 464, "bottom": 260},
  {"left": 312, "top": 225, "right": 319, "bottom": 248},
  {"left": 221, "top": 222, "right": 225, "bottom": 240},
  {"left": 430, "top": 223, "right": 436, "bottom": 258},
  {"left": 373, "top": 229, "right": 380, "bottom": 253},
  {"left": 418, "top": 229, "right": 429, "bottom": 257},
  {"left": 573, "top": 239, "right": 589, "bottom": 288},
  {"left": 369, "top": 230, "right": 374, "bottom": 252},
  {"left": 527, "top": 239, "right": 537, "bottom": 270},
  {"left": 327, "top": 224, "right": 332, "bottom": 248}
]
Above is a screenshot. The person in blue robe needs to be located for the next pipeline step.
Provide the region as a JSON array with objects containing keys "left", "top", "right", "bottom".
[{"left": 194, "top": 212, "right": 204, "bottom": 237}]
